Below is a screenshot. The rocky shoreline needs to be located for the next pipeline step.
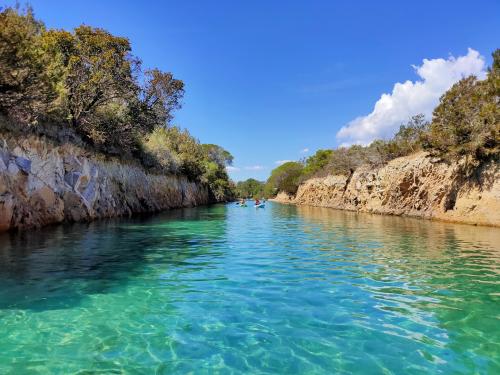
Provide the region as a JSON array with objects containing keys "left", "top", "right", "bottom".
[
  {"left": 0, "top": 132, "right": 211, "bottom": 232},
  {"left": 271, "top": 152, "right": 500, "bottom": 227}
]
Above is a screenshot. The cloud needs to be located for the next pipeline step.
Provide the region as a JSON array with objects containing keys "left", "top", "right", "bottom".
[
  {"left": 226, "top": 166, "right": 240, "bottom": 172},
  {"left": 336, "top": 48, "right": 487, "bottom": 146},
  {"left": 244, "top": 165, "right": 264, "bottom": 171},
  {"left": 275, "top": 160, "right": 293, "bottom": 165},
  {"left": 300, "top": 148, "right": 309, "bottom": 153}
]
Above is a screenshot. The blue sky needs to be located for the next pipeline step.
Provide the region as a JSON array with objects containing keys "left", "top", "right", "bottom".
[{"left": 6, "top": 0, "right": 499, "bottom": 180}]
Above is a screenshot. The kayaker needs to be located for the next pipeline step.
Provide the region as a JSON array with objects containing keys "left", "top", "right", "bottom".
[{"left": 255, "top": 198, "right": 260, "bottom": 205}]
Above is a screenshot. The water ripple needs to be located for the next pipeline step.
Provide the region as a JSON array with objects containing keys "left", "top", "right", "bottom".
[{"left": 0, "top": 203, "right": 499, "bottom": 373}]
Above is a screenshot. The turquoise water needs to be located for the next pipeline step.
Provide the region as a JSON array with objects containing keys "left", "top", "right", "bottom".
[{"left": 0, "top": 203, "right": 499, "bottom": 374}]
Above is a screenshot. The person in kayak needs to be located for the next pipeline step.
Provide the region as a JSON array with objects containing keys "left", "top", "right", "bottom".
[{"left": 255, "top": 198, "right": 260, "bottom": 206}]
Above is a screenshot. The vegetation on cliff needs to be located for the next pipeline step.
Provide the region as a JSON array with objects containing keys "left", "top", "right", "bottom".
[
  {"left": 0, "top": 5, "right": 234, "bottom": 201},
  {"left": 265, "top": 50, "right": 499, "bottom": 196},
  {"left": 234, "top": 178, "right": 265, "bottom": 198}
]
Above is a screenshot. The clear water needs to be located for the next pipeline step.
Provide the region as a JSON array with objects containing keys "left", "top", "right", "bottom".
[{"left": 0, "top": 203, "right": 499, "bottom": 374}]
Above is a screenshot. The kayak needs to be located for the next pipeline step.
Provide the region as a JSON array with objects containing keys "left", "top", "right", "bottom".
[
  {"left": 255, "top": 203, "right": 265, "bottom": 208},
  {"left": 240, "top": 204, "right": 248, "bottom": 207}
]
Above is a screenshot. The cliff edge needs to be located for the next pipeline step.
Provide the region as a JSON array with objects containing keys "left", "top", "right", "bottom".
[
  {"left": 0, "top": 132, "right": 210, "bottom": 232},
  {"left": 273, "top": 152, "right": 500, "bottom": 227}
]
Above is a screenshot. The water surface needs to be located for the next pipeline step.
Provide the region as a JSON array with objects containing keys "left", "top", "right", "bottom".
[{"left": 0, "top": 203, "right": 499, "bottom": 374}]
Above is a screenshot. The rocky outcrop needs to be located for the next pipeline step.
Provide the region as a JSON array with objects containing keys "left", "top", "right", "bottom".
[
  {"left": 0, "top": 132, "right": 210, "bottom": 232},
  {"left": 273, "top": 152, "right": 500, "bottom": 227}
]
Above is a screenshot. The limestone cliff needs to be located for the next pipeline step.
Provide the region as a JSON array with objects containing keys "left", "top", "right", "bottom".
[
  {"left": 273, "top": 152, "right": 500, "bottom": 227},
  {"left": 0, "top": 132, "right": 211, "bottom": 232}
]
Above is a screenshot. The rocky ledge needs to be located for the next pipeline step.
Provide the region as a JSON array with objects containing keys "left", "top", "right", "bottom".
[
  {"left": 0, "top": 132, "right": 210, "bottom": 232},
  {"left": 273, "top": 152, "right": 500, "bottom": 227}
]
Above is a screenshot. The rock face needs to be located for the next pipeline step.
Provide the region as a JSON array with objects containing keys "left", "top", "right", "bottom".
[
  {"left": 0, "top": 133, "right": 211, "bottom": 232},
  {"left": 273, "top": 152, "right": 500, "bottom": 227}
]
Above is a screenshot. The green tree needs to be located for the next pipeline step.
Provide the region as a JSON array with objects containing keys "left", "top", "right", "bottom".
[
  {"left": 235, "top": 178, "right": 264, "bottom": 198},
  {"left": 424, "top": 52, "right": 499, "bottom": 165},
  {"left": 135, "top": 68, "right": 184, "bottom": 131},
  {"left": 301, "top": 149, "right": 333, "bottom": 179},
  {"left": 266, "top": 162, "right": 304, "bottom": 195},
  {"left": 0, "top": 5, "right": 55, "bottom": 124},
  {"left": 202, "top": 144, "right": 234, "bottom": 168},
  {"left": 392, "top": 114, "right": 430, "bottom": 154},
  {"left": 46, "top": 26, "right": 137, "bottom": 125},
  {"left": 201, "top": 144, "right": 234, "bottom": 201}
]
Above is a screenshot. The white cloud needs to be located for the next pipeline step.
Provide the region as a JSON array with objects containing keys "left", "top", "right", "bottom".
[
  {"left": 226, "top": 166, "right": 240, "bottom": 172},
  {"left": 300, "top": 148, "right": 309, "bottom": 153},
  {"left": 275, "top": 160, "right": 293, "bottom": 165},
  {"left": 245, "top": 165, "right": 264, "bottom": 171},
  {"left": 336, "top": 48, "right": 487, "bottom": 146}
]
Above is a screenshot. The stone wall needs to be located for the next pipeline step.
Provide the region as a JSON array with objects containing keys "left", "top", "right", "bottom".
[
  {"left": 0, "top": 132, "right": 210, "bottom": 231},
  {"left": 272, "top": 152, "right": 500, "bottom": 227}
]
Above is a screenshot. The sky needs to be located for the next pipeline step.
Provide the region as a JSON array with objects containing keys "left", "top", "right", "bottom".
[{"left": 5, "top": 0, "right": 499, "bottom": 181}]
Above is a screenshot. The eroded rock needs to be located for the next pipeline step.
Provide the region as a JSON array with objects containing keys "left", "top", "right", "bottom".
[
  {"left": 274, "top": 152, "right": 500, "bottom": 227},
  {"left": 0, "top": 132, "right": 211, "bottom": 231}
]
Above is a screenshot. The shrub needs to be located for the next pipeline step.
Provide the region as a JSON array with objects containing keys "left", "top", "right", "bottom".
[
  {"left": 266, "top": 162, "right": 304, "bottom": 195},
  {"left": 0, "top": 6, "right": 234, "bottom": 201},
  {"left": 424, "top": 53, "right": 499, "bottom": 165},
  {"left": 0, "top": 5, "right": 56, "bottom": 124},
  {"left": 140, "top": 127, "right": 181, "bottom": 173},
  {"left": 235, "top": 178, "right": 265, "bottom": 198},
  {"left": 301, "top": 149, "right": 333, "bottom": 179},
  {"left": 201, "top": 144, "right": 234, "bottom": 201}
]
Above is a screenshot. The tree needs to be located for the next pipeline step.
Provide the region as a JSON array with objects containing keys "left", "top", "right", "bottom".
[
  {"left": 266, "top": 162, "right": 304, "bottom": 195},
  {"left": 424, "top": 52, "right": 499, "bottom": 165},
  {"left": 0, "top": 5, "right": 55, "bottom": 124},
  {"left": 202, "top": 144, "right": 234, "bottom": 168},
  {"left": 392, "top": 114, "right": 430, "bottom": 154},
  {"left": 200, "top": 144, "right": 234, "bottom": 201},
  {"left": 301, "top": 149, "right": 333, "bottom": 179},
  {"left": 46, "top": 26, "right": 138, "bottom": 127},
  {"left": 235, "top": 178, "right": 264, "bottom": 198},
  {"left": 136, "top": 69, "right": 184, "bottom": 131}
]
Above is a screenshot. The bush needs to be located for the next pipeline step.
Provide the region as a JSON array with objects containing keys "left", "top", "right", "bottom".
[
  {"left": 140, "top": 127, "right": 181, "bottom": 173},
  {"left": 301, "top": 149, "right": 333, "bottom": 179},
  {"left": 0, "top": 7, "right": 185, "bottom": 156},
  {"left": 424, "top": 52, "right": 499, "bottom": 165},
  {"left": 141, "top": 126, "right": 204, "bottom": 177},
  {"left": 0, "top": 6, "right": 234, "bottom": 201},
  {"left": 235, "top": 178, "right": 265, "bottom": 198},
  {"left": 265, "top": 162, "right": 304, "bottom": 195},
  {"left": 0, "top": 5, "right": 56, "bottom": 124},
  {"left": 140, "top": 129, "right": 235, "bottom": 201},
  {"left": 200, "top": 144, "right": 234, "bottom": 201}
]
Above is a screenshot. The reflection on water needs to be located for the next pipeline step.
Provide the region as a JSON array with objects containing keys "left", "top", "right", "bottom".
[
  {"left": 295, "top": 205, "right": 500, "bottom": 373},
  {"left": 0, "top": 203, "right": 498, "bottom": 374}
]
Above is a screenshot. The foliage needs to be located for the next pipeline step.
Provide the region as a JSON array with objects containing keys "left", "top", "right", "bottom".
[
  {"left": 0, "top": 5, "right": 56, "bottom": 123},
  {"left": 201, "top": 144, "right": 234, "bottom": 201},
  {"left": 301, "top": 149, "right": 333, "bottom": 179},
  {"left": 235, "top": 178, "right": 265, "bottom": 198},
  {"left": 391, "top": 114, "right": 430, "bottom": 155},
  {"left": 0, "top": 6, "right": 233, "bottom": 201},
  {"left": 267, "top": 49, "right": 499, "bottom": 196},
  {"left": 265, "top": 162, "right": 304, "bottom": 195},
  {"left": 423, "top": 51, "right": 499, "bottom": 165},
  {"left": 0, "top": 6, "right": 185, "bottom": 153},
  {"left": 45, "top": 26, "right": 137, "bottom": 127},
  {"left": 141, "top": 126, "right": 204, "bottom": 178},
  {"left": 136, "top": 69, "right": 184, "bottom": 132},
  {"left": 202, "top": 144, "right": 234, "bottom": 168}
]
